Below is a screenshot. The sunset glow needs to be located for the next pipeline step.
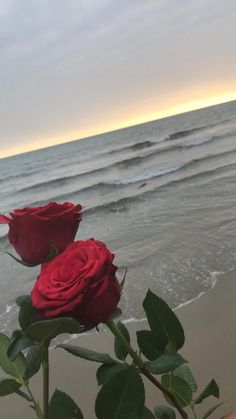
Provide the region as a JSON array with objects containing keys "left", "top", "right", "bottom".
[
  {"left": 1, "top": 1, "right": 236, "bottom": 160},
  {"left": 1, "top": 91, "right": 235, "bottom": 160}
]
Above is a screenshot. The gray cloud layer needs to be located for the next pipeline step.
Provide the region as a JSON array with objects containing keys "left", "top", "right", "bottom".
[{"left": 0, "top": 0, "right": 236, "bottom": 153}]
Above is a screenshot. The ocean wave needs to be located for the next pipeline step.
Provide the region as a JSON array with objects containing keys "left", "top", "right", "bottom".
[
  {"left": 11, "top": 147, "right": 236, "bottom": 213},
  {"left": 108, "top": 140, "right": 155, "bottom": 155},
  {"left": 84, "top": 159, "right": 236, "bottom": 217},
  {"left": 115, "top": 164, "right": 184, "bottom": 185},
  {"left": 11, "top": 133, "right": 231, "bottom": 197},
  {"left": 166, "top": 118, "right": 231, "bottom": 141}
]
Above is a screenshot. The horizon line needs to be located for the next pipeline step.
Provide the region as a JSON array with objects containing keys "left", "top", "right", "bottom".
[{"left": 1, "top": 95, "right": 236, "bottom": 160}]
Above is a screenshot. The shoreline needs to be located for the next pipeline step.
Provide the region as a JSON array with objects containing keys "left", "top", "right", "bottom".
[{"left": 1, "top": 270, "right": 236, "bottom": 418}]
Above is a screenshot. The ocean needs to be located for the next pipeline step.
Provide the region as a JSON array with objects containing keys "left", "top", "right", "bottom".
[{"left": 0, "top": 100, "right": 236, "bottom": 335}]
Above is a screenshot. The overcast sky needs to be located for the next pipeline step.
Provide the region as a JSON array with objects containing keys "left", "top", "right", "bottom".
[{"left": 0, "top": 0, "right": 236, "bottom": 158}]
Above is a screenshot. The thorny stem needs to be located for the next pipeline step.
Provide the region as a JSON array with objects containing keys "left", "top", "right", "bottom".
[{"left": 106, "top": 319, "right": 188, "bottom": 419}]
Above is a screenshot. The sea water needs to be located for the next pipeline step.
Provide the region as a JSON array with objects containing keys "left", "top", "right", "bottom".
[{"left": 0, "top": 100, "right": 236, "bottom": 333}]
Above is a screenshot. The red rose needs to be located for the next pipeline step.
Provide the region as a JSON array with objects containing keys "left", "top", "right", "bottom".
[
  {"left": 0, "top": 202, "right": 82, "bottom": 265},
  {"left": 31, "top": 239, "right": 121, "bottom": 327}
]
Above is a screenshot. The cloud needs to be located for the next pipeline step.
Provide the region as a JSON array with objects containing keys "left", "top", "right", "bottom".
[{"left": 0, "top": 0, "right": 236, "bottom": 152}]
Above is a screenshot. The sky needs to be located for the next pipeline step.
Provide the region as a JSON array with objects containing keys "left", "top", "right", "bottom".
[{"left": 0, "top": 0, "right": 236, "bottom": 158}]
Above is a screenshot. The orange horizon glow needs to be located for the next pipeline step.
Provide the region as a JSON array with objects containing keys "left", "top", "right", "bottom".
[{"left": 1, "top": 91, "right": 236, "bottom": 160}]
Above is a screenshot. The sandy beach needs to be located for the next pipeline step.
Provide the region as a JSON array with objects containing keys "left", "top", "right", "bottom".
[{"left": 1, "top": 271, "right": 236, "bottom": 418}]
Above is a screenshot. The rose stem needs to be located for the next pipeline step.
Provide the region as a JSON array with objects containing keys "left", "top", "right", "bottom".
[
  {"left": 106, "top": 319, "right": 188, "bottom": 419},
  {"left": 24, "top": 383, "right": 44, "bottom": 419},
  {"left": 42, "top": 345, "right": 49, "bottom": 419}
]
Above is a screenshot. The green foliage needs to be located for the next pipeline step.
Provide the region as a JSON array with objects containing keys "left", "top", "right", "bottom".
[
  {"left": 114, "top": 321, "right": 130, "bottom": 360},
  {"left": 49, "top": 389, "right": 84, "bottom": 419},
  {"left": 97, "top": 362, "right": 127, "bottom": 386},
  {"left": 7, "top": 335, "right": 34, "bottom": 361},
  {"left": 26, "top": 317, "right": 81, "bottom": 344},
  {"left": 195, "top": 379, "right": 219, "bottom": 404},
  {"left": 143, "top": 290, "right": 185, "bottom": 352},
  {"left": 24, "top": 345, "right": 42, "bottom": 380},
  {"left": 136, "top": 330, "right": 165, "bottom": 360},
  {"left": 145, "top": 354, "right": 186, "bottom": 375},
  {"left": 0, "top": 333, "right": 25, "bottom": 383},
  {"left": 202, "top": 402, "right": 225, "bottom": 419},
  {"left": 154, "top": 405, "right": 176, "bottom": 419},
  {"left": 0, "top": 379, "right": 21, "bottom": 396},
  {"left": 140, "top": 406, "right": 156, "bottom": 419},
  {"left": 95, "top": 365, "right": 145, "bottom": 419},
  {"left": 16, "top": 295, "right": 37, "bottom": 330},
  {"left": 174, "top": 364, "right": 197, "bottom": 392},
  {"left": 161, "top": 374, "right": 192, "bottom": 407},
  {"left": 58, "top": 344, "right": 115, "bottom": 364}
]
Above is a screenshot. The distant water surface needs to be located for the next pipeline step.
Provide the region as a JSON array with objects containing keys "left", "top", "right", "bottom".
[{"left": 0, "top": 100, "right": 236, "bottom": 333}]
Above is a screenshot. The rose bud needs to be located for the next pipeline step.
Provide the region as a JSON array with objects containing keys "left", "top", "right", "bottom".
[
  {"left": 31, "top": 239, "right": 121, "bottom": 327},
  {"left": 0, "top": 202, "right": 82, "bottom": 265}
]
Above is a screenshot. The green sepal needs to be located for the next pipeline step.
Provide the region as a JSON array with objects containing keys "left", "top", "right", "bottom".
[
  {"left": 5, "top": 252, "right": 38, "bottom": 267},
  {"left": 5, "top": 243, "right": 58, "bottom": 267}
]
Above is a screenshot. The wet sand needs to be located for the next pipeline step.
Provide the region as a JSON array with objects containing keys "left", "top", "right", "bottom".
[{"left": 1, "top": 271, "right": 236, "bottom": 418}]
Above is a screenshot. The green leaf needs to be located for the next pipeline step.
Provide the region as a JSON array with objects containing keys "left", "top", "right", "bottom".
[
  {"left": 145, "top": 354, "right": 186, "bottom": 375},
  {"left": 202, "top": 402, "right": 225, "bottom": 419},
  {"left": 161, "top": 374, "right": 192, "bottom": 407},
  {"left": 114, "top": 321, "right": 130, "bottom": 360},
  {"left": 49, "top": 389, "right": 84, "bottom": 419},
  {"left": 0, "top": 378, "right": 21, "bottom": 396},
  {"left": 174, "top": 364, "right": 197, "bottom": 392},
  {"left": 58, "top": 344, "right": 115, "bottom": 364},
  {"left": 195, "top": 379, "right": 219, "bottom": 404},
  {"left": 154, "top": 405, "right": 176, "bottom": 419},
  {"left": 120, "top": 268, "right": 127, "bottom": 291},
  {"left": 24, "top": 345, "right": 42, "bottom": 380},
  {"left": 97, "top": 362, "right": 127, "bottom": 386},
  {"left": 7, "top": 336, "right": 34, "bottom": 361},
  {"left": 137, "top": 330, "right": 165, "bottom": 360},
  {"left": 26, "top": 317, "right": 81, "bottom": 343},
  {"left": 143, "top": 290, "right": 185, "bottom": 351},
  {"left": 0, "top": 333, "right": 25, "bottom": 383},
  {"left": 140, "top": 406, "right": 156, "bottom": 419},
  {"left": 16, "top": 295, "right": 37, "bottom": 331},
  {"left": 95, "top": 365, "right": 145, "bottom": 419}
]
